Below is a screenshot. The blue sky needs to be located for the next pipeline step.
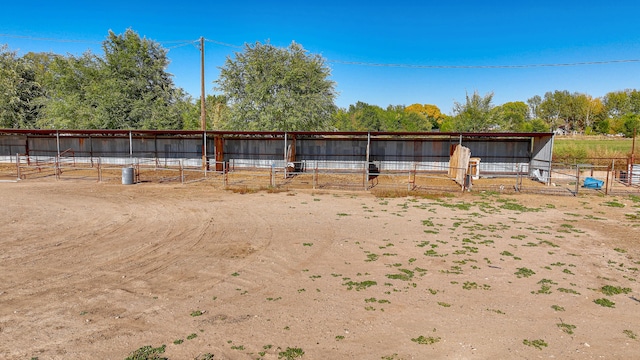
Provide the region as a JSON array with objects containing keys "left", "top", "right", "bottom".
[{"left": 2, "top": 0, "right": 639, "bottom": 114}]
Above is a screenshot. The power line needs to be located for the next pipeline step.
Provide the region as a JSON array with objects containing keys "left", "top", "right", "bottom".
[
  {"left": 0, "top": 33, "right": 102, "bottom": 44},
  {"left": 204, "top": 38, "right": 243, "bottom": 49},
  {"left": 328, "top": 59, "right": 640, "bottom": 69},
  {"left": 165, "top": 41, "right": 199, "bottom": 51},
  {"left": 2, "top": 33, "right": 639, "bottom": 69}
]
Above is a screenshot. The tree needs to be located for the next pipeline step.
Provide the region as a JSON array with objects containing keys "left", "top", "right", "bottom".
[
  {"left": 0, "top": 45, "right": 44, "bottom": 128},
  {"left": 519, "top": 118, "right": 549, "bottom": 133},
  {"left": 217, "top": 41, "right": 337, "bottom": 131},
  {"left": 346, "top": 101, "right": 385, "bottom": 131},
  {"left": 539, "top": 90, "right": 570, "bottom": 131},
  {"left": 181, "top": 94, "right": 230, "bottom": 130},
  {"left": 98, "top": 29, "right": 183, "bottom": 129},
  {"left": 621, "top": 113, "right": 640, "bottom": 138},
  {"left": 36, "top": 52, "right": 102, "bottom": 129},
  {"left": 603, "top": 90, "right": 631, "bottom": 118},
  {"left": 492, "top": 101, "right": 528, "bottom": 131},
  {"left": 451, "top": 91, "right": 496, "bottom": 132},
  {"left": 405, "top": 104, "right": 445, "bottom": 129},
  {"left": 382, "top": 104, "right": 432, "bottom": 132},
  {"left": 527, "top": 95, "right": 542, "bottom": 120}
]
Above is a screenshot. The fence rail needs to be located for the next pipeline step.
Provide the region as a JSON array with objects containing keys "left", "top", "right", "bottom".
[{"left": 2, "top": 156, "right": 638, "bottom": 196}]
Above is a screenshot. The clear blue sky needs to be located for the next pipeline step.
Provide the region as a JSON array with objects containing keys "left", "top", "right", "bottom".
[{"left": 2, "top": 0, "right": 639, "bottom": 114}]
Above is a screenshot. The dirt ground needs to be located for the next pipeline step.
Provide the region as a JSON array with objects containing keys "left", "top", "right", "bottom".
[{"left": 1, "top": 179, "right": 639, "bottom": 360}]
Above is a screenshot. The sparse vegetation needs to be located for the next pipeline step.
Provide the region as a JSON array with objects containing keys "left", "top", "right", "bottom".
[
  {"left": 411, "top": 335, "right": 441, "bottom": 345},
  {"left": 593, "top": 298, "right": 616, "bottom": 308},
  {"left": 515, "top": 267, "right": 536, "bottom": 278},
  {"left": 125, "top": 345, "right": 167, "bottom": 360},
  {"left": 278, "top": 347, "right": 305, "bottom": 359},
  {"left": 343, "top": 280, "right": 377, "bottom": 291},
  {"left": 557, "top": 321, "right": 576, "bottom": 335},
  {"left": 523, "top": 339, "right": 547, "bottom": 350},
  {"left": 600, "top": 285, "right": 632, "bottom": 296}
]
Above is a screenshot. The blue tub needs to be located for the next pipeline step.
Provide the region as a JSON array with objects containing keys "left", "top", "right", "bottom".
[{"left": 583, "top": 177, "right": 604, "bottom": 189}]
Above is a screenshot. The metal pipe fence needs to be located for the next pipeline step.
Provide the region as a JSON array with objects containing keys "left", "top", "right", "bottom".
[{"left": 3, "top": 155, "right": 639, "bottom": 196}]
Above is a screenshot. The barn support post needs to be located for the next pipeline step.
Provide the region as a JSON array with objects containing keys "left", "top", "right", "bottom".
[
  {"left": 203, "top": 131, "right": 208, "bottom": 174},
  {"left": 129, "top": 131, "right": 133, "bottom": 161},
  {"left": 25, "top": 134, "right": 30, "bottom": 165},
  {"left": 283, "top": 132, "right": 287, "bottom": 178},
  {"left": 89, "top": 135, "right": 94, "bottom": 167},
  {"left": 630, "top": 127, "right": 636, "bottom": 186},
  {"left": 364, "top": 131, "right": 371, "bottom": 191}
]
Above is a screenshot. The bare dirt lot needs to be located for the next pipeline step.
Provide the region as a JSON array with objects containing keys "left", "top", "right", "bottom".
[{"left": 1, "top": 180, "right": 639, "bottom": 359}]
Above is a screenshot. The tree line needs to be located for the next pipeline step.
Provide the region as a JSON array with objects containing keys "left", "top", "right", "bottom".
[{"left": 2, "top": 29, "right": 639, "bottom": 136}]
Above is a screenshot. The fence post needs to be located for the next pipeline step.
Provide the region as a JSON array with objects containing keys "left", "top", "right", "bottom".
[
  {"left": 270, "top": 163, "right": 275, "bottom": 187},
  {"left": 223, "top": 162, "right": 228, "bottom": 187},
  {"left": 313, "top": 162, "right": 317, "bottom": 190},
  {"left": 575, "top": 164, "right": 580, "bottom": 196},
  {"left": 180, "top": 159, "right": 185, "bottom": 184},
  {"left": 605, "top": 160, "right": 611, "bottom": 195},
  {"left": 55, "top": 156, "right": 60, "bottom": 180},
  {"left": 363, "top": 161, "right": 368, "bottom": 191},
  {"left": 16, "top": 153, "right": 20, "bottom": 180}
]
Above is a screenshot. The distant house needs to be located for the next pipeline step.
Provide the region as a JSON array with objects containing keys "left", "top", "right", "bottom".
[{"left": 554, "top": 126, "right": 567, "bottom": 136}]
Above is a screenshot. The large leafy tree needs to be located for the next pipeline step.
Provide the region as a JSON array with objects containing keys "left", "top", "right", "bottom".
[
  {"left": 217, "top": 41, "right": 337, "bottom": 131},
  {"left": 380, "top": 105, "right": 431, "bottom": 132},
  {"left": 451, "top": 91, "right": 496, "bottom": 132},
  {"left": 537, "top": 91, "right": 606, "bottom": 133},
  {"left": 0, "top": 45, "right": 44, "bottom": 128},
  {"left": 98, "top": 29, "right": 184, "bottom": 129},
  {"left": 603, "top": 89, "right": 640, "bottom": 118},
  {"left": 36, "top": 52, "right": 102, "bottom": 129},
  {"left": 492, "top": 101, "right": 528, "bottom": 131},
  {"left": 405, "top": 103, "right": 445, "bottom": 130},
  {"left": 538, "top": 90, "right": 571, "bottom": 131}
]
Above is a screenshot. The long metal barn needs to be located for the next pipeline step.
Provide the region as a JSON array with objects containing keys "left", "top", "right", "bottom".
[{"left": 0, "top": 129, "right": 554, "bottom": 181}]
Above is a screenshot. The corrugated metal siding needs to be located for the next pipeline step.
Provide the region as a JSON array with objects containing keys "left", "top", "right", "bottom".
[
  {"left": 225, "top": 139, "right": 282, "bottom": 161},
  {"left": 0, "top": 135, "right": 27, "bottom": 156},
  {"left": 297, "top": 139, "right": 367, "bottom": 162},
  {"left": 0, "top": 132, "right": 556, "bottom": 177}
]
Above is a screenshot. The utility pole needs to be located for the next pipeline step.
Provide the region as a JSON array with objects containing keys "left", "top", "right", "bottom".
[
  {"left": 200, "top": 36, "right": 207, "bottom": 169},
  {"left": 200, "top": 37, "right": 206, "bottom": 131}
]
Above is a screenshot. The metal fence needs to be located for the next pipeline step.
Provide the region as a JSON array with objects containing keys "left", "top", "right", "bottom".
[{"left": 4, "top": 153, "right": 637, "bottom": 196}]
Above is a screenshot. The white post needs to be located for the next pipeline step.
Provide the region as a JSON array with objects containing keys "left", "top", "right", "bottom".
[
  {"left": 284, "top": 132, "right": 287, "bottom": 178},
  {"left": 366, "top": 132, "right": 371, "bottom": 189},
  {"left": 203, "top": 130, "right": 207, "bottom": 174}
]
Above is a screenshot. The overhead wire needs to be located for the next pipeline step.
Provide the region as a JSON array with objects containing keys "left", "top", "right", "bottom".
[
  {"left": 328, "top": 59, "right": 640, "bottom": 69},
  {"left": 0, "top": 33, "right": 102, "bottom": 44},
  {"left": 2, "top": 33, "right": 639, "bottom": 69},
  {"left": 204, "top": 38, "right": 243, "bottom": 49}
]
